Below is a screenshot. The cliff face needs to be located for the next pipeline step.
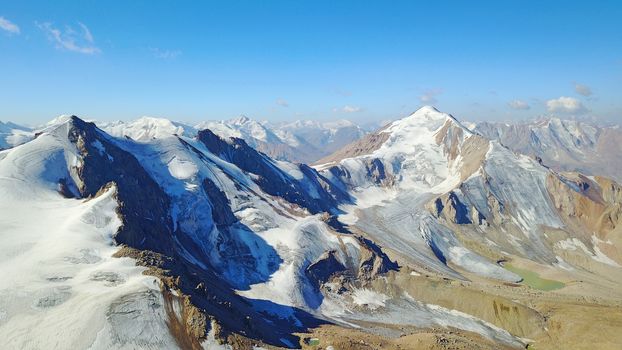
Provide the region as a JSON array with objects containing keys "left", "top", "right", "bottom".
[
  {"left": 67, "top": 117, "right": 177, "bottom": 257},
  {"left": 546, "top": 173, "right": 622, "bottom": 266},
  {"left": 197, "top": 128, "right": 349, "bottom": 214}
]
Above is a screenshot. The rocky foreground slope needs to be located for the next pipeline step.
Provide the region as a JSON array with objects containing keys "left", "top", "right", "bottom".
[{"left": 0, "top": 108, "right": 621, "bottom": 349}]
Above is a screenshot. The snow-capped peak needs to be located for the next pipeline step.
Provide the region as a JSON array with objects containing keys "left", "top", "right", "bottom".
[
  {"left": 44, "top": 114, "right": 76, "bottom": 127},
  {"left": 386, "top": 106, "right": 471, "bottom": 136},
  {"left": 98, "top": 117, "right": 196, "bottom": 141},
  {"left": 229, "top": 115, "right": 251, "bottom": 125}
]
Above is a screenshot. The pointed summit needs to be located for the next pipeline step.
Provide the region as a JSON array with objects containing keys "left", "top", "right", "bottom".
[
  {"left": 230, "top": 115, "right": 251, "bottom": 124},
  {"left": 410, "top": 105, "right": 440, "bottom": 115},
  {"left": 98, "top": 117, "right": 195, "bottom": 141},
  {"left": 385, "top": 106, "right": 470, "bottom": 137}
]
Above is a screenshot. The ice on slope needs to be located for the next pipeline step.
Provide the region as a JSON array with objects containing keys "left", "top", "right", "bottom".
[
  {"left": 234, "top": 208, "right": 522, "bottom": 347},
  {"left": 336, "top": 106, "right": 468, "bottom": 192},
  {"left": 448, "top": 141, "right": 565, "bottom": 263},
  {"left": 327, "top": 107, "right": 520, "bottom": 281},
  {"left": 555, "top": 237, "right": 621, "bottom": 267},
  {"left": 0, "top": 128, "right": 178, "bottom": 349},
  {"left": 321, "top": 286, "right": 524, "bottom": 348},
  {"left": 238, "top": 216, "right": 362, "bottom": 312},
  {"left": 0, "top": 121, "right": 84, "bottom": 197}
]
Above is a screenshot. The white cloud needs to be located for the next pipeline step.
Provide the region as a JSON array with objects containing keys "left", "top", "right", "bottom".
[
  {"left": 341, "top": 105, "right": 361, "bottom": 113},
  {"left": 150, "top": 47, "right": 182, "bottom": 59},
  {"left": 546, "top": 96, "right": 587, "bottom": 114},
  {"left": 574, "top": 83, "right": 592, "bottom": 97},
  {"left": 78, "top": 22, "right": 94, "bottom": 43},
  {"left": 333, "top": 105, "right": 362, "bottom": 113},
  {"left": 37, "top": 21, "right": 100, "bottom": 54},
  {"left": 276, "top": 98, "right": 289, "bottom": 107},
  {"left": 419, "top": 89, "right": 442, "bottom": 105},
  {"left": 507, "top": 99, "right": 530, "bottom": 110},
  {"left": 0, "top": 16, "right": 20, "bottom": 34}
]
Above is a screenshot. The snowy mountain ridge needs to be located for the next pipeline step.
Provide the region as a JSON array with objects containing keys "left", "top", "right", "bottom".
[
  {"left": 474, "top": 117, "right": 622, "bottom": 183},
  {"left": 318, "top": 106, "right": 621, "bottom": 283},
  {"left": 1, "top": 107, "right": 621, "bottom": 349}
]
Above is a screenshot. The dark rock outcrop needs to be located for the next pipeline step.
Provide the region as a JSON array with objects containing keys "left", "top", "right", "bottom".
[
  {"left": 431, "top": 192, "right": 472, "bottom": 225},
  {"left": 306, "top": 250, "right": 347, "bottom": 291},
  {"left": 197, "top": 129, "right": 346, "bottom": 213},
  {"left": 202, "top": 177, "right": 237, "bottom": 227},
  {"left": 66, "top": 116, "right": 176, "bottom": 257},
  {"left": 356, "top": 236, "right": 400, "bottom": 279}
]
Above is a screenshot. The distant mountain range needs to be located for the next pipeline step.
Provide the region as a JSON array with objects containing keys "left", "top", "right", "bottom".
[
  {"left": 474, "top": 118, "right": 622, "bottom": 183},
  {"left": 4, "top": 115, "right": 621, "bottom": 177},
  {"left": 95, "top": 116, "right": 369, "bottom": 164},
  {"left": 1, "top": 109, "right": 621, "bottom": 349}
]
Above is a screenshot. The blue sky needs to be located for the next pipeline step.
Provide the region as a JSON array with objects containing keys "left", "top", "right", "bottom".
[{"left": 1, "top": 0, "right": 621, "bottom": 125}]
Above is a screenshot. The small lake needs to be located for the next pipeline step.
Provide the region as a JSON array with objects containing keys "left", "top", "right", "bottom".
[{"left": 503, "top": 264, "right": 565, "bottom": 291}]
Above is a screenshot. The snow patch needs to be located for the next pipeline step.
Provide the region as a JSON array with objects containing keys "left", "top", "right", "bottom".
[{"left": 351, "top": 288, "right": 389, "bottom": 310}]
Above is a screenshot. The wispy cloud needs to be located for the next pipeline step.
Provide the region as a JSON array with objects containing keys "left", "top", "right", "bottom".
[
  {"left": 276, "top": 98, "right": 289, "bottom": 107},
  {"left": 333, "top": 88, "right": 352, "bottom": 97},
  {"left": 507, "top": 99, "right": 530, "bottom": 110},
  {"left": 574, "top": 83, "right": 592, "bottom": 97},
  {"left": 150, "top": 47, "right": 182, "bottom": 59},
  {"left": 419, "top": 88, "right": 443, "bottom": 105},
  {"left": 546, "top": 96, "right": 588, "bottom": 114},
  {"left": 0, "top": 16, "right": 20, "bottom": 34},
  {"left": 37, "top": 21, "right": 100, "bottom": 54},
  {"left": 333, "top": 105, "right": 362, "bottom": 113}
]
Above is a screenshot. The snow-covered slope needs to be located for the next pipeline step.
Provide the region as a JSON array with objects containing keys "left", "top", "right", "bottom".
[
  {"left": 0, "top": 114, "right": 541, "bottom": 349},
  {"left": 0, "top": 123, "right": 178, "bottom": 349},
  {"left": 98, "top": 117, "right": 196, "bottom": 141},
  {"left": 0, "top": 121, "right": 34, "bottom": 149},
  {"left": 318, "top": 106, "right": 622, "bottom": 283},
  {"left": 475, "top": 118, "right": 622, "bottom": 183},
  {"left": 0, "top": 116, "right": 389, "bottom": 348}
]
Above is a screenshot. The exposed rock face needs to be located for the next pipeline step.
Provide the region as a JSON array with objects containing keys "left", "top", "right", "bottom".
[
  {"left": 546, "top": 173, "right": 622, "bottom": 258},
  {"left": 7, "top": 110, "right": 622, "bottom": 349},
  {"left": 66, "top": 116, "right": 177, "bottom": 257},
  {"left": 57, "top": 118, "right": 300, "bottom": 347},
  {"left": 53, "top": 117, "right": 385, "bottom": 348},
  {"left": 314, "top": 126, "right": 390, "bottom": 166},
  {"left": 355, "top": 236, "right": 400, "bottom": 280},
  {"left": 432, "top": 193, "right": 473, "bottom": 225},
  {"left": 305, "top": 250, "right": 347, "bottom": 290},
  {"left": 323, "top": 157, "right": 395, "bottom": 189},
  {"left": 197, "top": 129, "right": 349, "bottom": 213},
  {"left": 305, "top": 238, "right": 398, "bottom": 294},
  {"left": 114, "top": 247, "right": 312, "bottom": 349},
  {"left": 201, "top": 177, "right": 237, "bottom": 227}
]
